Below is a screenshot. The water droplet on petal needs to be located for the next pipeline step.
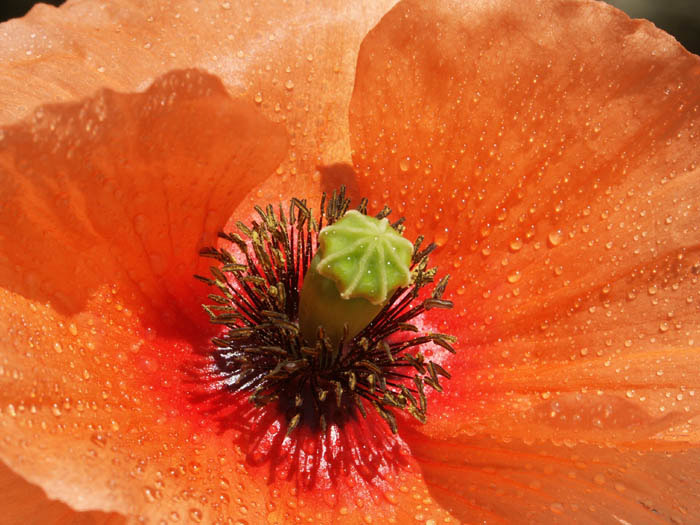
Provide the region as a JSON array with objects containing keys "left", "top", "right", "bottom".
[
  {"left": 90, "top": 433, "right": 107, "bottom": 448},
  {"left": 548, "top": 231, "right": 563, "bottom": 247},
  {"left": 550, "top": 502, "right": 565, "bottom": 514},
  {"left": 144, "top": 486, "right": 158, "bottom": 502},
  {"left": 189, "top": 509, "right": 203, "bottom": 523}
]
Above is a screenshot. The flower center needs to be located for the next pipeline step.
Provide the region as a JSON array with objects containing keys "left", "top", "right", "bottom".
[{"left": 195, "top": 188, "right": 455, "bottom": 437}]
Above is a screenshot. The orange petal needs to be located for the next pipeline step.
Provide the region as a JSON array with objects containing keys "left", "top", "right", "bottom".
[
  {"left": 350, "top": 0, "right": 700, "bottom": 444},
  {"left": 0, "top": 68, "right": 286, "bottom": 323},
  {"left": 0, "top": 69, "right": 458, "bottom": 522},
  {"left": 404, "top": 426, "right": 700, "bottom": 523},
  {"left": 0, "top": 460, "right": 124, "bottom": 525},
  {"left": 0, "top": 288, "right": 457, "bottom": 522},
  {"left": 0, "top": 69, "right": 287, "bottom": 519},
  {"left": 0, "top": 0, "right": 396, "bottom": 185}
]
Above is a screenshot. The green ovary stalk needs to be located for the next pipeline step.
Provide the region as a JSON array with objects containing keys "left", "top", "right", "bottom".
[{"left": 298, "top": 210, "right": 414, "bottom": 345}]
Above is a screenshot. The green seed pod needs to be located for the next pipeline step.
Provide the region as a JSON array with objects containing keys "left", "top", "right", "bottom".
[{"left": 298, "top": 210, "right": 413, "bottom": 345}]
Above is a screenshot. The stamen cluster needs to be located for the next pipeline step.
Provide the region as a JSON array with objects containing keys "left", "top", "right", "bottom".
[{"left": 196, "top": 189, "right": 455, "bottom": 435}]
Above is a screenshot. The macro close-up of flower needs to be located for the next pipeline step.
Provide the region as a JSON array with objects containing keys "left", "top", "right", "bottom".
[{"left": 1, "top": 0, "right": 699, "bottom": 523}]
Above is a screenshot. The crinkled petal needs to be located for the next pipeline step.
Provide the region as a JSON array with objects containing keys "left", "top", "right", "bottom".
[
  {"left": 0, "top": 0, "right": 397, "bottom": 188},
  {"left": 0, "top": 68, "right": 460, "bottom": 523},
  {"left": 0, "top": 68, "right": 286, "bottom": 322},
  {"left": 350, "top": 0, "right": 700, "bottom": 448},
  {"left": 0, "top": 285, "right": 457, "bottom": 522},
  {"left": 0, "top": 461, "right": 124, "bottom": 525},
  {"left": 405, "top": 427, "right": 700, "bottom": 523},
  {"left": 0, "top": 69, "right": 289, "bottom": 520}
]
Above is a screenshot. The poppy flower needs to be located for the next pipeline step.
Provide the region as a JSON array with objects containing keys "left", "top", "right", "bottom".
[{"left": 1, "top": 0, "right": 699, "bottom": 523}]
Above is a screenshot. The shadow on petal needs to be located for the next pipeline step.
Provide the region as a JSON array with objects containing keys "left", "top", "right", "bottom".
[
  {"left": 0, "top": 69, "right": 287, "bottom": 324},
  {"left": 0, "top": 460, "right": 125, "bottom": 525}
]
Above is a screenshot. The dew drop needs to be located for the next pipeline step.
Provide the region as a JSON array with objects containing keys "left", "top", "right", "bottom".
[
  {"left": 284, "top": 79, "right": 294, "bottom": 90},
  {"left": 435, "top": 228, "right": 449, "bottom": 247},
  {"left": 550, "top": 502, "right": 565, "bottom": 514},
  {"left": 90, "top": 433, "right": 107, "bottom": 448},
  {"left": 189, "top": 508, "right": 203, "bottom": 523},
  {"left": 144, "top": 486, "right": 157, "bottom": 502},
  {"left": 548, "top": 231, "right": 563, "bottom": 247},
  {"left": 399, "top": 157, "right": 410, "bottom": 172},
  {"left": 507, "top": 271, "right": 521, "bottom": 283},
  {"left": 509, "top": 239, "right": 523, "bottom": 252},
  {"left": 254, "top": 92, "right": 263, "bottom": 104}
]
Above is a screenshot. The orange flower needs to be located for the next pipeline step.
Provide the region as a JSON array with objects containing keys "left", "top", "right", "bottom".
[{"left": 1, "top": 0, "right": 699, "bottom": 523}]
